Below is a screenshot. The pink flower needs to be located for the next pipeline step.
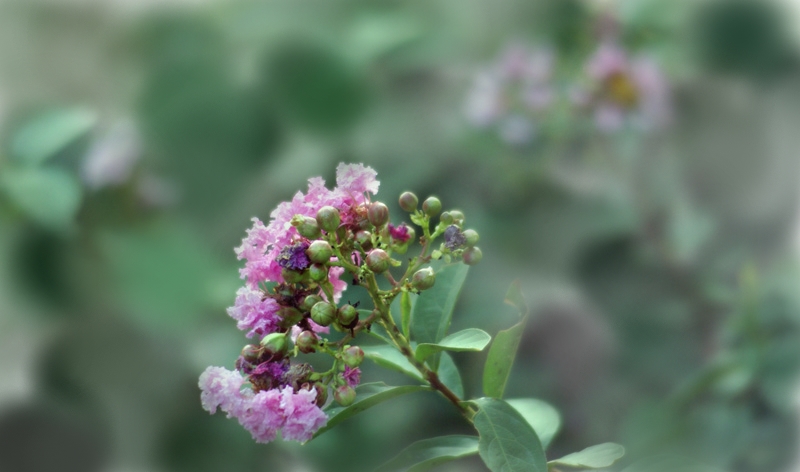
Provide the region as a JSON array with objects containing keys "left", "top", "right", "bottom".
[
  {"left": 343, "top": 366, "right": 361, "bottom": 388},
  {"left": 227, "top": 286, "right": 281, "bottom": 338},
  {"left": 199, "top": 366, "right": 247, "bottom": 416},
  {"left": 280, "top": 387, "right": 328, "bottom": 442}
]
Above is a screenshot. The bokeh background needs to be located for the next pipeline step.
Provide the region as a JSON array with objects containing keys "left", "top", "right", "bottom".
[{"left": 1, "top": 0, "right": 800, "bottom": 471}]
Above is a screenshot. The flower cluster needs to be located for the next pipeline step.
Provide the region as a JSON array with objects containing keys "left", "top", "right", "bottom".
[{"left": 199, "top": 163, "right": 481, "bottom": 443}]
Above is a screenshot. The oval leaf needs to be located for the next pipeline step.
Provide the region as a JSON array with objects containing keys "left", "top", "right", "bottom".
[
  {"left": 415, "top": 328, "right": 491, "bottom": 362},
  {"left": 12, "top": 108, "right": 97, "bottom": 166},
  {"left": 314, "top": 383, "right": 430, "bottom": 438},
  {"left": 1, "top": 168, "right": 82, "bottom": 230},
  {"left": 505, "top": 398, "right": 562, "bottom": 450},
  {"left": 471, "top": 397, "right": 547, "bottom": 472},
  {"left": 483, "top": 319, "right": 526, "bottom": 399},
  {"left": 411, "top": 263, "right": 469, "bottom": 345},
  {"left": 549, "top": 443, "right": 626, "bottom": 469},
  {"left": 363, "top": 345, "right": 423, "bottom": 381},
  {"left": 438, "top": 352, "right": 465, "bottom": 399},
  {"left": 375, "top": 435, "right": 479, "bottom": 472}
]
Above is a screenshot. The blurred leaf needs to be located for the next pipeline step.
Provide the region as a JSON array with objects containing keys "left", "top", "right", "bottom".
[
  {"left": 11, "top": 108, "right": 96, "bottom": 166},
  {"left": 471, "top": 397, "right": 547, "bottom": 472},
  {"left": 437, "top": 352, "right": 464, "bottom": 399},
  {"left": 401, "top": 290, "right": 412, "bottom": 339},
  {"left": 483, "top": 320, "right": 526, "bottom": 399},
  {"left": 315, "top": 383, "right": 430, "bottom": 438},
  {"left": 1, "top": 167, "right": 82, "bottom": 230},
  {"left": 549, "top": 443, "right": 626, "bottom": 469},
  {"left": 505, "top": 398, "right": 562, "bottom": 450},
  {"left": 347, "top": 13, "right": 423, "bottom": 64},
  {"left": 415, "top": 328, "right": 491, "bottom": 362},
  {"left": 363, "top": 344, "right": 423, "bottom": 381},
  {"left": 375, "top": 435, "right": 479, "bottom": 472}
]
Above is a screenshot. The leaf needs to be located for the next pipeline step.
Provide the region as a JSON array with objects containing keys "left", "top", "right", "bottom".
[
  {"left": 471, "top": 397, "right": 547, "bottom": 472},
  {"left": 504, "top": 280, "right": 529, "bottom": 318},
  {"left": 363, "top": 345, "right": 423, "bottom": 382},
  {"left": 438, "top": 352, "right": 465, "bottom": 399},
  {"left": 314, "top": 383, "right": 429, "bottom": 438},
  {"left": 505, "top": 399, "right": 561, "bottom": 450},
  {"left": 411, "top": 263, "right": 469, "bottom": 345},
  {"left": 375, "top": 435, "right": 479, "bottom": 472},
  {"left": 483, "top": 319, "right": 527, "bottom": 399},
  {"left": 401, "top": 290, "right": 412, "bottom": 339},
  {"left": 11, "top": 108, "right": 97, "bottom": 166},
  {"left": 1, "top": 167, "right": 82, "bottom": 230},
  {"left": 549, "top": 443, "right": 626, "bottom": 469},
  {"left": 415, "top": 328, "right": 491, "bottom": 362}
]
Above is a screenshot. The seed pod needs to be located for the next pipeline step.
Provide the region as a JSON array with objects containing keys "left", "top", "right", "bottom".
[
  {"left": 367, "top": 202, "right": 390, "bottom": 227},
  {"left": 307, "top": 240, "right": 333, "bottom": 264},
  {"left": 422, "top": 197, "right": 442, "bottom": 216},
  {"left": 366, "top": 249, "right": 390, "bottom": 274},
  {"left": 463, "top": 246, "right": 483, "bottom": 266},
  {"left": 316, "top": 206, "right": 341, "bottom": 233},
  {"left": 398, "top": 191, "right": 418, "bottom": 212},
  {"left": 310, "top": 301, "right": 336, "bottom": 326},
  {"left": 411, "top": 267, "right": 436, "bottom": 291}
]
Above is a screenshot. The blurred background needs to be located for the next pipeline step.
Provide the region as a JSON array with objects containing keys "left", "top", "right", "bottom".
[{"left": 1, "top": 0, "right": 800, "bottom": 471}]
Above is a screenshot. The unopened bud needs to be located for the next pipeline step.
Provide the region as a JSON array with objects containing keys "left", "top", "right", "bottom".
[
  {"left": 308, "top": 263, "right": 328, "bottom": 282},
  {"left": 355, "top": 230, "right": 373, "bottom": 250},
  {"left": 368, "top": 202, "right": 390, "bottom": 227},
  {"left": 366, "top": 249, "right": 390, "bottom": 273},
  {"left": 310, "top": 301, "right": 336, "bottom": 326},
  {"left": 313, "top": 383, "right": 328, "bottom": 407},
  {"left": 334, "top": 385, "right": 357, "bottom": 406},
  {"left": 411, "top": 267, "right": 436, "bottom": 291},
  {"left": 316, "top": 206, "right": 341, "bottom": 233},
  {"left": 399, "top": 192, "right": 418, "bottom": 212},
  {"left": 342, "top": 346, "right": 364, "bottom": 367},
  {"left": 277, "top": 306, "right": 304, "bottom": 328},
  {"left": 301, "top": 294, "right": 323, "bottom": 312},
  {"left": 307, "top": 240, "right": 333, "bottom": 264},
  {"left": 296, "top": 330, "right": 319, "bottom": 354},
  {"left": 463, "top": 229, "right": 479, "bottom": 246},
  {"left": 338, "top": 304, "right": 358, "bottom": 325},
  {"left": 260, "top": 332, "right": 290, "bottom": 357},
  {"left": 463, "top": 246, "right": 483, "bottom": 266},
  {"left": 241, "top": 344, "right": 261, "bottom": 363},
  {"left": 440, "top": 211, "right": 454, "bottom": 226},
  {"left": 291, "top": 215, "right": 321, "bottom": 239},
  {"left": 422, "top": 197, "right": 442, "bottom": 216},
  {"left": 449, "top": 210, "right": 465, "bottom": 224}
]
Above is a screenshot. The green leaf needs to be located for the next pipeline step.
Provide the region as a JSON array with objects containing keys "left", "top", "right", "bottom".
[
  {"left": 411, "top": 263, "right": 469, "bottom": 345},
  {"left": 471, "top": 398, "right": 547, "bottom": 472},
  {"left": 483, "top": 319, "right": 527, "bottom": 399},
  {"left": 438, "top": 352, "right": 465, "bottom": 399},
  {"left": 375, "top": 435, "right": 479, "bottom": 472},
  {"left": 415, "top": 328, "right": 491, "bottom": 362},
  {"left": 363, "top": 345, "right": 423, "bottom": 382},
  {"left": 401, "top": 290, "right": 412, "bottom": 339},
  {"left": 549, "top": 443, "right": 626, "bottom": 469},
  {"left": 314, "top": 383, "right": 429, "bottom": 438},
  {"left": 11, "top": 108, "right": 97, "bottom": 166},
  {"left": 1, "top": 168, "right": 82, "bottom": 230},
  {"left": 505, "top": 399, "right": 561, "bottom": 450}
]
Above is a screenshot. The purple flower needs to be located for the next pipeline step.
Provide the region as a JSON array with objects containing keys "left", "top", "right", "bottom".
[
  {"left": 227, "top": 286, "right": 281, "bottom": 338},
  {"left": 343, "top": 366, "right": 361, "bottom": 388},
  {"left": 388, "top": 223, "right": 412, "bottom": 243},
  {"left": 277, "top": 241, "right": 310, "bottom": 271},
  {"left": 444, "top": 225, "right": 467, "bottom": 250},
  {"left": 249, "top": 359, "right": 290, "bottom": 391}
]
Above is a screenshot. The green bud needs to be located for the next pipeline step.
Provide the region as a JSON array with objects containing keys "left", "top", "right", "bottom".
[
  {"left": 281, "top": 268, "right": 304, "bottom": 284},
  {"left": 306, "top": 240, "right": 333, "bottom": 264},
  {"left": 367, "top": 202, "right": 390, "bottom": 227},
  {"left": 313, "top": 383, "right": 328, "bottom": 407},
  {"left": 366, "top": 249, "right": 390, "bottom": 273},
  {"left": 439, "top": 211, "right": 454, "bottom": 226},
  {"left": 355, "top": 230, "right": 373, "bottom": 250},
  {"left": 291, "top": 215, "right": 321, "bottom": 239},
  {"left": 463, "top": 246, "right": 483, "bottom": 266},
  {"left": 310, "top": 301, "right": 336, "bottom": 326},
  {"left": 342, "top": 345, "right": 364, "bottom": 367},
  {"left": 296, "top": 330, "right": 319, "bottom": 354},
  {"left": 300, "top": 294, "right": 323, "bottom": 312},
  {"left": 334, "top": 385, "right": 357, "bottom": 406},
  {"left": 308, "top": 263, "right": 328, "bottom": 282},
  {"left": 338, "top": 304, "right": 358, "bottom": 325},
  {"left": 277, "top": 306, "right": 304, "bottom": 328},
  {"left": 398, "top": 191, "right": 418, "bottom": 212},
  {"left": 422, "top": 197, "right": 442, "bottom": 216},
  {"left": 411, "top": 267, "right": 436, "bottom": 291},
  {"left": 463, "top": 229, "right": 479, "bottom": 246},
  {"left": 316, "top": 206, "right": 341, "bottom": 233},
  {"left": 241, "top": 344, "right": 261, "bottom": 363},
  {"left": 449, "top": 210, "right": 465, "bottom": 224},
  {"left": 260, "top": 333, "right": 290, "bottom": 357}
]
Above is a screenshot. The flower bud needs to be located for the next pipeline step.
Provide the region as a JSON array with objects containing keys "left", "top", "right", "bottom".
[
  {"left": 342, "top": 346, "right": 364, "bottom": 367},
  {"left": 308, "top": 263, "right": 328, "bottom": 282},
  {"left": 277, "top": 306, "right": 304, "bottom": 328},
  {"left": 449, "top": 210, "right": 465, "bottom": 224},
  {"left": 260, "top": 333, "right": 290, "bottom": 357},
  {"left": 338, "top": 304, "right": 358, "bottom": 325},
  {"left": 398, "top": 191, "right": 418, "bottom": 212},
  {"left": 300, "top": 294, "right": 323, "bottom": 312},
  {"left": 296, "top": 330, "right": 319, "bottom": 354},
  {"left": 313, "top": 383, "right": 328, "bottom": 407},
  {"left": 310, "top": 301, "right": 336, "bottom": 326},
  {"left": 367, "top": 202, "right": 390, "bottom": 227},
  {"left": 366, "top": 249, "right": 390, "bottom": 274},
  {"left": 291, "top": 215, "right": 321, "bottom": 239},
  {"left": 422, "top": 196, "right": 442, "bottom": 216},
  {"left": 411, "top": 267, "right": 436, "bottom": 291},
  {"left": 463, "top": 229, "right": 479, "bottom": 246},
  {"left": 306, "top": 240, "right": 333, "bottom": 264},
  {"left": 316, "top": 206, "right": 341, "bottom": 233},
  {"left": 355, "top": 230, "right": 372, "bottom": 250},
  {"left": 334, "top": 385, "right": 357, "bottom": 406},
  {"left": 281, "top": 268, "right": 304, "bottom": 284},
  {"left": 439, "top": 211, "right": 454, "bottom": 226},
  {"left": 241, "top": 344, "right": 261, "bottom": 363},
  {"left": 463, "top": 246, "right": 483, "bottom": 265}
]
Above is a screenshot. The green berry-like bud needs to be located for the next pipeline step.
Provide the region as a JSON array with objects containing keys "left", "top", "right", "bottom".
[
  {"left": 281, "top": 268, "right": 304, "bottom": 284},
  {"left": 260, "top": 333, "right": 290, "bottom": 357},
  {"left": 463, "top": 246, "right": 483, "bottom": 265},
  {"left": 463, "top": 229, "right": 479, "bottom": 246},
  {"left": 296, "top": 330, "right": 319, "bottom": 354},
  {"left": 301, "top": 294, "right": 323, "bottom": 312},
  {"left": 439, "top": 211, "right": 454, "bottom": 226},
  {"left": 334, "top": 385, "right": 357, "bottom": 406},
  {"left": 307, "top": 240, "right": 333, "bottom": 264},
  {"left": 241, "top": 344, "right": 261, "bottom": 363},
  {"left": 291, "top": 215, "right": 321, "bottom": 239},
  {"left": 422, "top": 197, "right": 442, "bottom": 216},
  {"left": 366, "top": 249, "right": 390, "bottom": 274},
  {"left": 310, "top": 301, "right": 336, "bottom": 326},
  {"left": 411, "top": 267, "right": 436, "bottom": 291},
  {"left": 355, "top": 230, "right": 373, "bottom": 250},
  {"left": 313, "top": 383, "right": 328, "bottom": 407},
  {"left": 316, "top": 206, "right": 341, "bottom": 233},
  {"left": 277, "top": 306, "right": 304, "bottom": 328},
  {"left": 449, "top": 210, "right": 465, "bottom": 224},
  {"left": 309, "top": 263, "right": 328, "bottom": 282},
  {"left": 342, "top": 345, "right": 364, "bottom": 367},
  {"left": 367, "top": 202, "right": 390, "bottom": 227},
  {"left": 399, "top": 191, "right": 418, "bottom": 212},
  {"left": 338, "top": 304, "right": 358, "bottom": 325}
]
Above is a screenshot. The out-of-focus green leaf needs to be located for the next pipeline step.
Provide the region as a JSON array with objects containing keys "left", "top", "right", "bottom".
[
  {"left": 505, "top": 398, "right": 562, "bottom": 450},
  {"left": 314, "top": 383, "right": 429, "bottom": 438},
  {"left": 471, "top": 397, "right": 547, "bottom": 472},
  {"left": 363, "top": 344, "right": 423, "bottom": 382},
  {"left": 437, "top": 352, "right": 464, "bottom": 399},
  {"left": 375, "top": 435, "right": 479, "bottom": 472},
  {"left": 549, "top": 443, "right": 625, "bottom": 469},
  {"left": 401, "top": 290, "right": 412, "bottom": 339},
  {"left": 11, "top": 108, "right": 96, "bottom": 166},
  {"left": 346, "top": 13, "right": 423, "bottom": 64},
  {"left": 483, "top": 320, "right": 526, "bottom": 399},
  {"left": 415, "top": 328, "right": 491, "bottom": 362},
  {"left": 1, "top": 167, "right": 82, "bottom": 230}
]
